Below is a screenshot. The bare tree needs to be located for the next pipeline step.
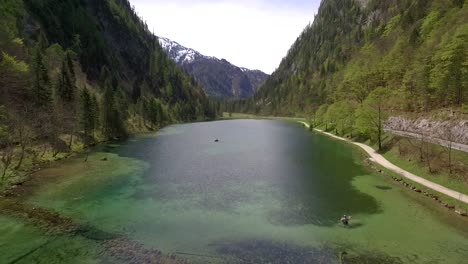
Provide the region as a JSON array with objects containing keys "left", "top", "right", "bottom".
[
  {"left": 423, "top": 141, "right": 444, "bottom": 174},
  {"left": 1, "top": 145, "right": 14, "bottom": 181},
  {"left": 419, "top": 132, "right": 426, "bottom": 162},
  {"left": 10, "top": 109, "right": 34, "bottom": 170},
  {"left": 0, "top": 107, "right": 13, "bottom": 181},
  {"left": 438, "top": 123, "right": 456, "bottom": 175},
  {"left": 0, "top": 121, "right": 14, "bottom": 181}
]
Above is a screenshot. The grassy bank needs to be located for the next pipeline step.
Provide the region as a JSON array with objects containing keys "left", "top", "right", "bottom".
[
  {"left": 382, "top": 142, "right": 468, "bottom": 195},
  {"left": 0, "top": 117, "right": 160, "bottom": 193},
  {"left": 303, "top": 123, "right": 468, "bottom": 212},
  {"left": 345, "top": 140, "right": 467, "bottom": 211},
  {"left": 308, "top": 122, "right": 468, "bottom": 195},
  {"left": 374, "top": 161, "right": 468, "bottom": 212}
]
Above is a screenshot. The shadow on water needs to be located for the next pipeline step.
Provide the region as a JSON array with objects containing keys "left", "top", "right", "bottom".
[
  {"left": 212, "top": 239, "right": 403, "bottom": 264},
  {"left": 265, "top": 146, "right": 382, "bottom": 226},
  {"left": 336, "top": 222, "right": 364, "bottom": 229}
]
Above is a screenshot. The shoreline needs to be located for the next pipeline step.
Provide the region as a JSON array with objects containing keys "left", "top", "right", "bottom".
[
  {"left": 1, "top": 118, "right": 467, "bottom": 263},
  {"left": 297, "top": 121, "right": 468, "bottom": 205},
  {"left": 3, "top": 117, "right": 466, "bottom": 205}
]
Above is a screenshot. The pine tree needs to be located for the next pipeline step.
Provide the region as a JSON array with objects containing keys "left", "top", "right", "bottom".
[
  {"left": 80, "top": 87, "right": 95, "bottom": 137},
  {"left": 99, "top": 66, "right": 112, "bottom": 90},
  {"left": 0, "top": 106, "right": 6, "bottom": 140},
  {"left": 101, "top": 79, "right": 126, "bottom": 139},
  {"left": 71, "top": 34, "right": 82, "bottom": 55},
  {"left": 32, "top": 46, "right": 52, "bottom": 109},
  {"left": 91, "top": 94, "right": 100, "bottom": 130},
  {"left": 66, "top": 51, "right": 76, "bottom": 84},
  {"left": 148, "top": 98, "right": 163, "bottom": 127},
  {"left": 56, "top": 57, "right": 75, "bottom": 102}
]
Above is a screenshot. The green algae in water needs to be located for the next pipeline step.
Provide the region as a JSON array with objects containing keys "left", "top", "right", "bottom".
[
  {"left": 3, "top": 120, "right": 468, "bottom": 263},
  {"left": 0, "top": 216, "right": 103, "bottom": 264}
]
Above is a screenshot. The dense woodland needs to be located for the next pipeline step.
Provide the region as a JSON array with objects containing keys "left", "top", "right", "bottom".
[
  {"left": 224, "top": 0, "right": 467, "bottom": 179},
  {"left": 232, "top": 0, "right": 467, "bottom": 121},
  {"left": 0, "top": 0, "right": 218, "bottom": 182}
]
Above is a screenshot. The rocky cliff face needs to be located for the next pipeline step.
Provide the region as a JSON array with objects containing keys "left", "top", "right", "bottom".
[
  {"left": 385, "top": 115, "right": 468, "bottom": 145},
  {"left": 159, "top": 37, "right": 269, "bottom": 98}
]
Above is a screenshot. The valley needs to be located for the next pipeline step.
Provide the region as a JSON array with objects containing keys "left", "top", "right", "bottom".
[{"left": 0, "top": 0, "right": 467, "bottom": 263}]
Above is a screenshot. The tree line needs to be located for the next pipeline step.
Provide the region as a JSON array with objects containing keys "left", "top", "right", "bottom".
[
  {"left": 0, "top": 0, "right": 218, "bottom": 182},
  {"left": 238, "top": 0, "right": 467, "bottom": 115},
  {"left": 227, "top": 0, "right": 467, "bottom": 178}
]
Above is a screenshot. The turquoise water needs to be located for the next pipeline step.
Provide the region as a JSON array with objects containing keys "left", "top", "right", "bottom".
[{"left": 1, "top": 120, "right": 467, "bottom": 263}]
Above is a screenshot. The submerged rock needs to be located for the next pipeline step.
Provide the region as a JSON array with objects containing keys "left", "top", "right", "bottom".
[
  {"left": 455, "top": 210, "right": 467, "bottom": 216},
  {"left": 104, "top": 238, "right": 189, "bottom": 264}
]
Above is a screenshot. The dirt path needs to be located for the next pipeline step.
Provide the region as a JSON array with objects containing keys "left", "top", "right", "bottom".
[{"left": 298, "top": 122, "right": 468, "bottom": 204}]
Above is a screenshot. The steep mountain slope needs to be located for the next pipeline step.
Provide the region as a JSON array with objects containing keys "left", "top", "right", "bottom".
[
  {"left": 1, "top": 0, "right": 216, "bottom": 122},
  {"left": 0, "top": 0, "right": 216, "bottom": 178},
  {"left": 242, "top": 0, "right": 467, "bottom": 115},
  {"left": 228, "top": 0, "right": 468, "bottom": 181},
  {"left": 159, "top": 37, "right": 269, "bottom": 98}
]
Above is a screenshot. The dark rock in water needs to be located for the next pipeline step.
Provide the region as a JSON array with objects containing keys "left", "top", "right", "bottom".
[
  {"left": 455, "top": 210, "right": 467, "bottom": 216},
  {"left": 214, "top": 139, "right": 219, "bottom": 142},
  {"left": 104, "top": 237, "right": 189, "bottom": 264},
  {"left": 75, "top": 225, "right": 120, "bottom": 241}
]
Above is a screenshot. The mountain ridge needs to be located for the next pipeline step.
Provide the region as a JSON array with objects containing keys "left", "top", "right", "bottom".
[{"left": 158, "top": 36, "right": 269, "bottom": 98}]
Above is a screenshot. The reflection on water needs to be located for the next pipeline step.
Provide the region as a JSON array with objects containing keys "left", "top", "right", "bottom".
[{"left": 1, "top": 120, "right": 467, "bottom": 263}]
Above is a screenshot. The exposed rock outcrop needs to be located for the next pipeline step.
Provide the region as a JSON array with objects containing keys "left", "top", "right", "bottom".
[{"left": 385, "top": 116, "right": 468, "bottom": 146}]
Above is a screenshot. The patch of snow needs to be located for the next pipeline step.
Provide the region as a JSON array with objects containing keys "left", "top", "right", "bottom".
[
  {"left": 158, "top": 36, "right": 205, "bottom": 64},
  {"left": 158, "top": 37, "right": 172, "bottom": 50},
  {"left": 157, "top": 36, "right": 266, "bottom": 76}
]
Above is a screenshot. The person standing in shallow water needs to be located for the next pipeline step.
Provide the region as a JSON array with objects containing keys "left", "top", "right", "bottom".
[{"left": 341, "top": 215, "right": 350, "bottom": 226}]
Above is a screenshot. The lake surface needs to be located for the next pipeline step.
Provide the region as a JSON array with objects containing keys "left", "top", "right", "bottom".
[{"left": 1, "top": 120, "right": 467, "bottom": 263}]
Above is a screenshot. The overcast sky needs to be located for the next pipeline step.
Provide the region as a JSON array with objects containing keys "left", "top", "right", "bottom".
[{"left": 130, "top": 0, "right": 321, "bottom": 74}]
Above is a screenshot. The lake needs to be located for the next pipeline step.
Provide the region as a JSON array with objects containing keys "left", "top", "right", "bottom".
[{"left": 1, "top": 120, "right": 467, "bottom": 263}]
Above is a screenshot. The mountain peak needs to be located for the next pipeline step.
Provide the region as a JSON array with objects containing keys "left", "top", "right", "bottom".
[
  {"left": 158, "top": 37, "right": 269, "bottom": 98},
  {"left": 158, "top": 37, "right": 203, "bottom": 65}
]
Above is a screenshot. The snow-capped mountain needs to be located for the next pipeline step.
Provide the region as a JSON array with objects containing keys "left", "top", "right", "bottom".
[
  {"left": 158, "top": 37, "right": 206, "bottom": 65},
  {"left": 158, "top": 37, "right": 269, "bottom": 98}
]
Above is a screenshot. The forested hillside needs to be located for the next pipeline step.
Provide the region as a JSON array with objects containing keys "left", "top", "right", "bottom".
[
  {"left": 228, "top": 0, "right": 468, "bottom": 182},
  {"left": 0, "top": 0, "right": 216, "bottom": 181},
  {"left": 238, "top": 0, "right": 466, "bottom": 116}
]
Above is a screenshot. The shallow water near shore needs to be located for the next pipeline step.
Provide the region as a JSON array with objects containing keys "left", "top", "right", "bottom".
[{"left": 1, "top": 120, "right": 467, "bottom": 263}]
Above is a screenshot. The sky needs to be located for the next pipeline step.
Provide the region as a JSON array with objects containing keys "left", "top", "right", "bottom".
[{"left": 130, "top": 0, "right": 321, "bottom": 74}]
